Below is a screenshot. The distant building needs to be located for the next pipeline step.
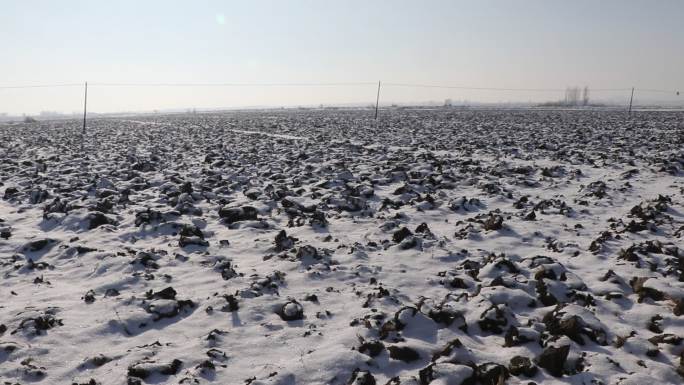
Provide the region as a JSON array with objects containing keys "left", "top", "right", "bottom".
[{"left": 564, "top": 86, "right": 589, "bottom": 106}]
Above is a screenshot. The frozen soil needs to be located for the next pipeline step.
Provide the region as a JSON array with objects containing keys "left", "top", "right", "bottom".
[{"left": 0, "top": 108, "right": 683, "bottom": 385}]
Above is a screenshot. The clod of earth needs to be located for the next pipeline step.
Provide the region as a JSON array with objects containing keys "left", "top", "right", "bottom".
[
  {"left": 277, "top": 300, "right": 304, "bottom": 321},
  {"left": 387, "top": 345, "right": 420, "bottom": 363},
  {"left": 509, "top": 355, "right": 537, "bottom": 377},
  {"left": 127, "top": 359, "right": 183, "bottom": 379},
  {"left": 537, "top": 345, "right": 570, "bottom": 377}
]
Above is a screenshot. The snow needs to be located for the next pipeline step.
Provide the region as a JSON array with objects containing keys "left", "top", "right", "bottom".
[{"left": 0, "top": 108, "right": 683, "bottom": 384}]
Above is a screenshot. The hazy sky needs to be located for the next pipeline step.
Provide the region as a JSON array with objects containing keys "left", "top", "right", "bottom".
[{"left": 2, "top": 0, "right": 682, "bottom": 114}]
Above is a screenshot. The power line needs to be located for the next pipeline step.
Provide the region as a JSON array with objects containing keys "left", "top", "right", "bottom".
[
  {"left": 385, "top": 83, "right": 566, "bottom": 92},
  {"left": 383, "top": 83, "right": 637, "bottom": 93},
  {"left": 0, "top": 83, "right": 82, "bottom": 89},
  {"left": 88, "top": 82, "right": 377, "bottom": 87},
  {"left": 635, "top": 88, "right": 680, "bottom": 94},
  {"left": 0, "top": 81, "right": 678, "bottom": 94}
]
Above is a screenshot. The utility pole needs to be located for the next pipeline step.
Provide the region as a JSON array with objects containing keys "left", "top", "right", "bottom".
[
  {"left": 81, "top": 81, "right": 88, "bottom": 152},
  {"left": 628, "top": 87, "right": 634, "bottom": 115},
  {"left": 374, "top": 81, "right": 381, "bottom": 120}
]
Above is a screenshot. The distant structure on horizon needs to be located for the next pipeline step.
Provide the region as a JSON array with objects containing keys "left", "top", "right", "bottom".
[{"left": 564, "top": 86, "right": 590, "bottom": 106}]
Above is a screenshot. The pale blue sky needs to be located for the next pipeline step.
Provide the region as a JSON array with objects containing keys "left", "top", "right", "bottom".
[{"left": 1, "top": 0, "right": 682, "bottom": 114}]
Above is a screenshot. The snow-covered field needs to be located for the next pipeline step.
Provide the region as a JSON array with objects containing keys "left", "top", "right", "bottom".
[{"left": 1, "top": 109, "right": 683, "bottom": 385}]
